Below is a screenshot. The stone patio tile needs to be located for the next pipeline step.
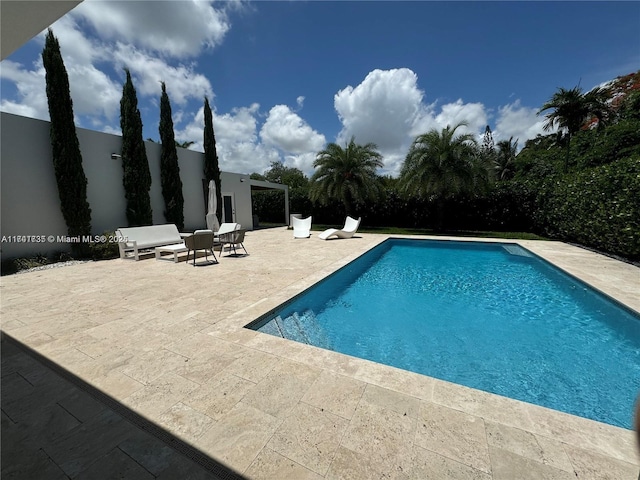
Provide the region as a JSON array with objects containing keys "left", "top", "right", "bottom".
[
  {"left": 111, "top": 326, "right": 175, "bottom": 354},
  {"left": 56, "top": 387, "right": 108, "bottom": 423},
  {"left": 90, "top": 369, "right": 145, "bottom": 400},
  {"left": 286, "top": 343, "right": 362, "bottom": 377},
  {"left": 1, "top": 371, "right": 34, "bottom": 403},
  {"left": 172, "top": 351, "right": 237, "bottom": 385},
  {"left": 160, "top": 317, "right": 214, "bottom": 338},
  {"left": 353, "top": 360, "right": 435, "bottom": 401},
  {"left": 241, "top": 360, "right": 322, "bottom": 418},
  {"left": 75, "top": 447, "right": 155, "bottom": 480},
  {"left": 0, "top": 318, "right": 26, "bottom": 330},
  {"left": 415, "top": 401, "right": 491, "bottom": 474},
  {"left": 16, "top": 331, "right": 55, "bottom": 347},
  {"left": 158, "top": 402, "right": 216, "bottom": 440},
  {"left": 431, "top": 379, "right": 535, "bottom": 431},
  {"left": 485, "top": 421, "right": 574, "bottom": 472},
  {"left": 524, "top": 404, "right": 640, "bottom": 465},
  {"left": 1, "top": 446, "right": 69, "bottom": 480},
  {"left": 117, "top": 429, "right": 176, "bottom": 476},
  {"left": 221, "top": 347, "right": 282, "bottom": 384},
  {"left": 563, "top": 443, "right": 640, "bottom": 480},
  {"left": 166, "top": 331, "right": 245, "bottom": 359},
  {"left": 267, "top": 402, "right": 350, "bottom": 475},
  {"left": 412, "top": 445, "right": 492, "bottom": 479},
  {"left": 324, "top": 445, "right": 411, "bottom": 480},
  {"left": 301, "top": 370, "right": 366, "bottom": 420},
  {"left": 122, "top": 372, "right": 200, "bottom": 419},
  {"left": 43, "top": 409, "right": 133, "bottom": 478},
  {"left": 360, "top": 383, "right": 421, "bottom": 418},
  {"left": 244, "top": 332, "right": 308, "bottom": 359},
  {"left": 196, "top": 401, "right": 282, "bottom": 474},
  {"left": 489, "top": 445, "right": 575, "bottom": 480},
  {"left": 245, "top": 448, "right": 325, "bottom": 480},
  {"left": 119, "top": 348, "right": 190, "bottom": 385},
  {"left": 183, "top": 371, "right": 256, "bottom": 421},
  {"left": 339, "top": 401, "right": 416, "bottom": 476}
]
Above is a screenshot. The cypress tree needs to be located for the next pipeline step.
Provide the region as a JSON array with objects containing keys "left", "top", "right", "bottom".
[
  {"left": 120, "top": 69, "right": 153, "bottom": 226},
  {"left": 159, "top": 82, "right": 184, "bottom": 231},
  {"left": 203, "top": 97, "right": 222, "bottom": 222},
  {"left": 41, "top": 28, "right": 92, "bottom": 252}
]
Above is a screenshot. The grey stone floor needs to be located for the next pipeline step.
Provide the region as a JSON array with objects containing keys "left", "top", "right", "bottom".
[
  {"left": 1, "top": 334, "right": 245, "bottom": 480},
  {"left": 1, "top": 228, "right": 639, "bottom": 479}
]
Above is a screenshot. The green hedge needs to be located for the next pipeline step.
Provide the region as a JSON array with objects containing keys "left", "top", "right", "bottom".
[{"left": 537, "top": 156, "right": 639, "bottom": 259}]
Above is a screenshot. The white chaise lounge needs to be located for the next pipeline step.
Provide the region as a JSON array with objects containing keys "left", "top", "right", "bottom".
[
  {"left": 318, "top": 216, "right": 361, "bottom": 240},
  {"left": 292, "top": 216, "right": 312, "bottom": 238},
  {"left": 116, "top": 224, "right": 184, "bottom": 261}
]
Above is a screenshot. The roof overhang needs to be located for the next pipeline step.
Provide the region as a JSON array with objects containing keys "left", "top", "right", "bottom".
[
  {"left": 249, "top": 179, "right": 289, "bottom": 193},
  {"left": 1, "top": 1, "right": 83, "bottom": 60}
]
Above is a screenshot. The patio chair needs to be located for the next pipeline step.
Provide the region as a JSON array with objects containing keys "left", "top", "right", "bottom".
[
  {"left": 214, "top": 222, "right": 240, "bottom": 241},
  {"left": 318, "top": 216, "right": 361, "bottom": 240},
  {"left": 292, "top": 216, "right": 312, "bottom": 238},
  {"left": 219, "top": 229, "right": 248, "bottom": 257},
  {"left": 184, "top": 230, "right": 217, "bottom": 266}
]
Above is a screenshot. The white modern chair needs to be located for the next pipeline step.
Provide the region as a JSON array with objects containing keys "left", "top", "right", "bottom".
[
  {"left": 318, "top": 216, "right": 361, "bottom": 240},
  {"left": 292, "top": 216, "right": 312, "bottom": 238}
]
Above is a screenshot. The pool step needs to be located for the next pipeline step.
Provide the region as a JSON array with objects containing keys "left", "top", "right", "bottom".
[
  {"left": 502, "top": 245, "right": 533, "bottom": 257},
  {"left": 296, "top": 311, "right": 331, "bottom": 349},
  {"left": 266, "top": 311, "right": 331, "bottom": 348}
]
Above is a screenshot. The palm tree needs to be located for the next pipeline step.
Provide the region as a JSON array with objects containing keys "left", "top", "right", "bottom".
[
  {"left": 495, "top": 137, "right": 518, "bottom": 181},
  {"left": 399, "top": 122, "right": 491, "bottom": 229},
  {"left": 538, "top": 86, "right": 610, "bottom": 172},
  {"left": 310, "top": 137, "right": 384, "bottom": 217}
]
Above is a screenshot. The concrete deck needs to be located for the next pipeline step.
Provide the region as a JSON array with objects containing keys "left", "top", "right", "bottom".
[{"left": 2, "top": 228, "right": 639, "bottom": 479}]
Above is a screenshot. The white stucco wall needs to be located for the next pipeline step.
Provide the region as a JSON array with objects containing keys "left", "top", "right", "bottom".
[{"left": 0, "top": 112, "right": 262, "bottom": 259}]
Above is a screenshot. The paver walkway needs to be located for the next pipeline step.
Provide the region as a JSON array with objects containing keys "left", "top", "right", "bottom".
[{"left": 1, "top": 228, "right": 639, "bottom": 479}]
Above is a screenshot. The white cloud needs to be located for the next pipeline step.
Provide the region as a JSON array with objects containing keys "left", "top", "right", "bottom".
[
  {"left": 0, "top": 60, "right": 48, "bottom": 120},
  {"left": 71, "top": 0, "right": 232, "bottom": 58},
  {"left": 260, "top": 105, "right": 325, "bottom": 155},
  {"left": 434, "top": 100, "right": 488, "bottom": 134},
  {"left": 283, "top": 153, "right": 317, "bottom": 175},
  {"left": 495, "top": 100, "right": 548, "bottom": 146},
  {"left": 112, "top": 43, "right": 213, "bottom": 105},
  {"left": 335, "top": 68, "right": 424, "bottom": 153},
  {"left": 175, "top": 103, "right": 281, "bottom": 175}
]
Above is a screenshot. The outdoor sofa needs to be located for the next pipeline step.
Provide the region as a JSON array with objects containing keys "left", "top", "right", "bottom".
[{"left": 116, "top": 224, "right": 184, "bottom": 261}]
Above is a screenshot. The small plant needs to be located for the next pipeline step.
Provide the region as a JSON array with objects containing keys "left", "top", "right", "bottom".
[{"left": 88, "top": 231, "right": 120, "bottom": 260}]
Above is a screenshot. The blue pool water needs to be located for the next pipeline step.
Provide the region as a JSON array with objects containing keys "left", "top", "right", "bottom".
[{"left": 248, "top": 239, "right": 640, "bottom": 428}]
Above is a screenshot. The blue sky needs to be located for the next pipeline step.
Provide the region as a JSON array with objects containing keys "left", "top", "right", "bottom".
[{"left": 1, "top": 1, "right": 638, "bottom": 177}]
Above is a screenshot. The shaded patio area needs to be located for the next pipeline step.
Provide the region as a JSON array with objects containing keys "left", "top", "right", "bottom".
[{"left": 1, "top": 228, "right": 639, "bottom": 479}]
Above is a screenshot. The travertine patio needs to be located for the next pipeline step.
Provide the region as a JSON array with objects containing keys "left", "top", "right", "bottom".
[{"left": 1, "top": 228, "right": 639, "bottom": 479}]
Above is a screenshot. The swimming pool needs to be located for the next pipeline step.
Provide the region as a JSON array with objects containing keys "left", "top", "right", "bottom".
[{"left": 247, "top": 239, "right": 640, "bottom": 428}]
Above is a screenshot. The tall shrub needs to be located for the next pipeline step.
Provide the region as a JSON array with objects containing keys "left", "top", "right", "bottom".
[
  {"left": 159, "top": 82, "right": 184, "bottom": 230},
  {"left": 41, "top": 29, "right": 92, "bottom": 250},
  {"left": 120, "top": 69, "right": 152, "bottom": 226},
  {"left": 203, "top": 97, "right": 222, "bottom": 222}
]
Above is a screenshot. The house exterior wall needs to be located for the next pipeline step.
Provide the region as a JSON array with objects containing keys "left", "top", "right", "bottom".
[
  {"left": 0, "top": 112, "right": 255, "bottom": 259},
  {"left": 220, "top": 171, "right": 252, "bottom": 229}
]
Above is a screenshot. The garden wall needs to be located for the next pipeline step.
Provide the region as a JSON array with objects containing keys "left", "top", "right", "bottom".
[{"left": 0, "top": 112, "right": 253, "bottom": 259}]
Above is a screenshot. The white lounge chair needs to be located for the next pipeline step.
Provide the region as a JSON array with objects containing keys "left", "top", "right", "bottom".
[
  {"left": 318, "top": 216, "right": 361, "bottom": 240},
  {"left": 292, "top": 216, "right": 312, "bottom": 238}
]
